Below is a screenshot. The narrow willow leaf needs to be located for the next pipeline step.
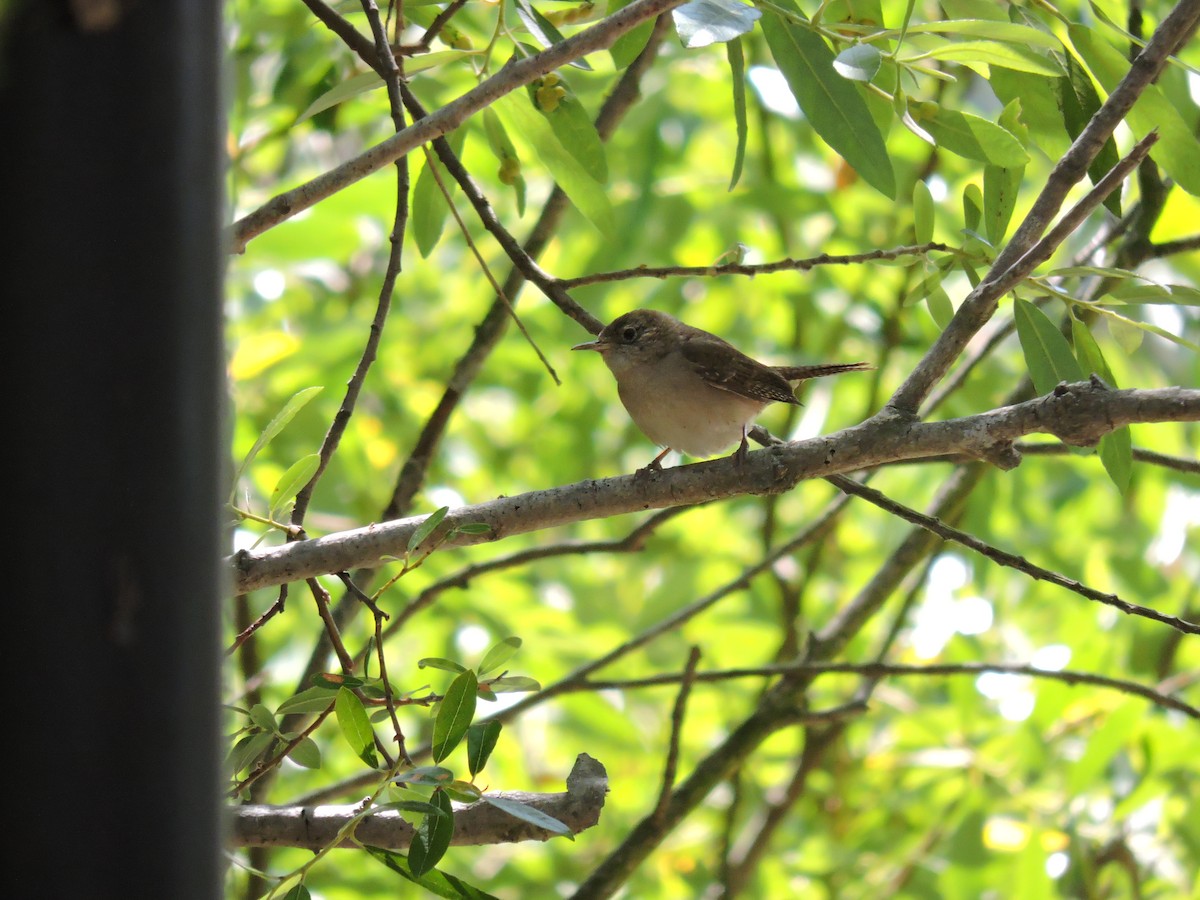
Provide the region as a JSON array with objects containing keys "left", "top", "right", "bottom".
[
  {"left": 512, "top": 0, "right": 592, "bottom": 69},
  {"left": 926, "top": 284, "right": 954, "bottom": 329},
  {"left": 1071, "top": 319, "right": 1131, "bottom": 493},
  {"left": 249, "top": 703, "right": 279, "bottom": 733},
  {"left": 335, "top": 686, "right": 378, "bottom": 768},
  {"left": 486, "top": 675, "right": 542, "bottom": 693},
  {"left": 413, "top": 130, "right": 467, "bottom": 258},
  {"left": 1061, "top": 51, "right": 1120, "bottom": 216},
  {"left": 432, "top": 670, "right": 478, "bottom": 763},
  {"left": 478, "top": 636, "right": 522, "bottom": 676},
  {"left": 269, "top": 453, "right": 320, "bottom": 518},
  {"left": 409, "top": 790, "right": 455, "bottom": 877},
  {"left": 393, "top": 766, "right": 456, "bottom": 786},
  {"left": 288, "top": 737, "right": 322, "bottom": 770},
  {"left": 481, "top": 109, "right": 526, "bottom": 216},
  {"left": 281, "top": 884, "right": 312, "bottom": 900},
  {"left": 232, "top": 386, "right": 323, "bottom": 499},
  {"left": 906, "top": 19, "right": 1060, "bottom": 48},
  {"left": 492, "top": 92, "right": 615, "bottom": 236},
  {"left": 294, "top": 53, "right": 481, "bottom": 124},
  {"left": 444, "top": 780, "right": 484, "bottom": 804},
  {"left": 364, "top": 845, "right": 500, "bottom": 899},
  {"left": 923, "top": 107, "right": 1029, "bottom": 167},
  {"left": 727, "top": 37, "right": 748, "bottom": 191},
  {"left": 418, "top": 657, "right": 468, "bottom": 674},
  {"left": 409, "top": 506, "right": 450, "bottom": 554},
  {"left": 609, "top": 0, "right": 654, "bottom": 68},
  {"left": 467, "top": 720, "right": 503, "bottom": 777},
  {"left": 372, "top": 800, "right": 452, "bottom": 817},
  {"left": 483, "top": 796, "right": 574, "bottom": 840},
  {"left": 531, "top": 83, "right": 608, "bottom": 183},
  {"left": 912, "top": 179, "right": 934, "bottom": 244},
  {"left": 833, "top": 43, "right": 882, "bottom": 82},
  {"left": 1013, "top": 297, "right": 1085, "bottom": 395},
  {"left": 276, "top": 686, "right": 339, "bottom": 715},
  {"left": 962, "top": 183, "right": 983, "bottom": 234},
  {"left": 672, "top": 0, "right": 761, "bottom": 49},
  {"left": 760, "top": 0, "right": 895, "bottom": 197},
  {"left": 983, "top": 163, "right": 1022, "bottom": 245},
  {"left": 911, "top": 40, "right": 1063, "bottom": 76},
  {"left": 228, "top": 731, "right": 275, "bottom": 775},
  {"left": 1070, "top": 25, "right": 1200, "bottom": 196}
]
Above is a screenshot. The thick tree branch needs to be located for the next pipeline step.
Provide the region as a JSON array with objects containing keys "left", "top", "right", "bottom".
[
  {"left": 232, "top": 384, "right": 1200, "bottom": 593},
  {"left": 230, "top": 753, "right": 607, "bottom": 850},
  {"left": 228, "top": 0, "right": 687, "bottom": 252}
]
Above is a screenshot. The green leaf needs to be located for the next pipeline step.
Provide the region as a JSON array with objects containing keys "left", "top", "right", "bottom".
[
  {"left": 672, "top": 0, "right": 761, "bottom": 48},
  {"left": 512, "top": 0, "right": 591, "bottom": 69},
  {"left": 276, "top": 686, "right": 339, "bottom": 715},
  {"left": 922, "top": 107, "right": 1029, "bottom": 167},
  {"left": 909, "top": 40, "right": 1063, "bottom": 77},
  {"left": 485, "top": 675, "right": 542, "bottom": 693},
  {"left": 1061, "top": 51, "right": 1120, "bottom": 217},
  {"left": 268, "top": 453, "right": 320, "bottom": 518},
  {"left": 311, "top": 672, "right": 364, "bottom": 690},
  {"left": 288, "top": 737, "right": 322, "bottom": 770},
  {"left": 481, "top": 109, "right": 526, "bottom": 216},
  {"left": 727, "top": 37, "right": 748, "bottom": 191},
  {"left": 483, "top": 796, "right": 574, "bottom": 840},
  {"left": 1070, "top": 25, "right": 1200, "bottom": 196},
  {"left": 393, "top": 765, "right": 456, "bottom": 787},
  {"left": 1072, "top": 319, "right": 1131, "bottom": 493},
  {"left": 294, "top": 53, "right": 481, "bottom": 124},
  {"left": 281, "top": 884, "right": 312, "bottom": 900},
  {"left": 1013, "top": 297, "right": 1085, "bottom": 395},
  {"left": 227, "top": 731, "right": 274, "bottom": 775},
  {"left": 248, "top": 702, "right": 279, "bottom": 734},
  {"left": 418, "top": 657, "right": 468, "bottom": 674},
  {"left": 962, "top": 183, "right": 983, "bottom": 234},
  {"left": 1105, "top": 282, "right": 1200, "bottom": 306},
  {"left": 906, "top": 20, "right": 1061, "bottom": 49},
  {"left": 364, "top": 845, "right": 500, "bottom": 899},
  {"left": 478, "top": 636, "right": 522, "bottom": 676},
  {"left": 335, "top": 686, "right": 379, "bottom": 768},
  {"left": 926, "top": 284, "right": 954, "bottom": 329},
  {"left": 409, "top": 506, "right": 450, "bottom": 554},
  {"left": 413, "top": 130, "right": 466, "bottom": 258},
  {"left": 833, "top": 43, "right": 882, "bottom": 82},
  {"left": 231, "top": 386, "right": 323, "bottom": 502},
  {"left": 912, "top": 179, "right": 934, "bottom": 244},
  {"left": 492, "top": 92, "right": 615, "bottom": 236},
  {"left": 449, "top": 521, "right": 492, "bottom": 536},
  {"left": 609, "top": 0, "right": 655, "bottom": 69},
  {"left": 983, "top": 163, "right": 1022, "bottom": 245},
  {"left": 373, "top": 799, "right": 453, "bottom": 817},
  {"left": 410, "top": 789, "right": 455, "bottom": 877},
  {"left": 760, "top": 1, "right": 895, "bottom": 198},
  {"left": 444, "top": 780, "right": 484, "bottom": 803},
  {"left": 466, "top": 720, "right": 502, "bottom": 777},
  {"left": 432, "top": 669, "right": 478, "bottom": 763},
  {"left": 531, "top": 81, "right": 608, "bottom": 184}
]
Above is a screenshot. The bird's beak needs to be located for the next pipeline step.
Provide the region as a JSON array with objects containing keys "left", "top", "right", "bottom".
[{"left": 572, "top": 338, "right": 604, "bottom": 352}]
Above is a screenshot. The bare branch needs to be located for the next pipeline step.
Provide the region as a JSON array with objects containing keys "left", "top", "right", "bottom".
[
  {"left": 232, "top": 384, "right": 1200, "bottom": 593},
  {"left": 230, "top": 753, "right": 608, "bottom": 849}
]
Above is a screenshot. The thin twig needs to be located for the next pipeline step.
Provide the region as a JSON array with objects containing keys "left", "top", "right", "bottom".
[
  {"left": 557, "top": 243, "right": 953, "bottom": 289},
  {"left": 826, "top": 473, "right": 1200, "bottom": 635},
  {"left": 653, "top": 646, "right": 701, "bottom": 824}
]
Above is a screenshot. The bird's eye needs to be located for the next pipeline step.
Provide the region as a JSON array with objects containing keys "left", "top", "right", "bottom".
[{"left": 621, "top": 325, "right": 638, "bottom": 342}]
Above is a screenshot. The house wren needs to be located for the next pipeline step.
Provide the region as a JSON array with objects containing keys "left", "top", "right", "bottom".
[{"left": 573, "top": 309, "right": 871, "bottom": 469}]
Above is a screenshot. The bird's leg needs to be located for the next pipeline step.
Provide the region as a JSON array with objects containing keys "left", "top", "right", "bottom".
[
  {"left": 639, "top": 447, "right": 673, "bottom": 473},
  {"left": 732, "top": 429, "right": 750, "bottom": 465}
]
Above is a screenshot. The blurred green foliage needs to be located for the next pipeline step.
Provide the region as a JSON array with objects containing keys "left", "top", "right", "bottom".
[{"left": 223, "top": 0, "right": 1199, "bottom": 897}]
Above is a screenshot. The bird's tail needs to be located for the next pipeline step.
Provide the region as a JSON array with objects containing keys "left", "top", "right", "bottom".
[{"left": 775, "top": 362, "right": 873, "bottom": 382}]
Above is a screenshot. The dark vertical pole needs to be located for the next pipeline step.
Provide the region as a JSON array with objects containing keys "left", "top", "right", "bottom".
[{"left": 2, "top": 2, "right": 225, "bottom": 897}]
